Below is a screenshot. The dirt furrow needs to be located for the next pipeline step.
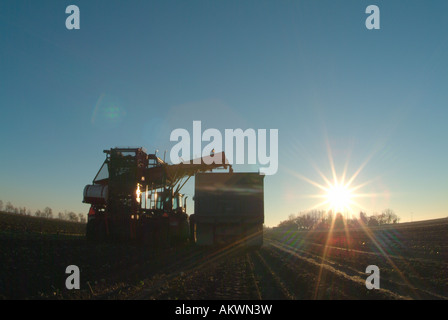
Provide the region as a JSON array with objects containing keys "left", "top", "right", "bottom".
[
  {"left": 267, "top": 239, "right": 448, "bottom": 300},
  {"left": 248, "top": 250, "right": 295, "bottom": 300}
]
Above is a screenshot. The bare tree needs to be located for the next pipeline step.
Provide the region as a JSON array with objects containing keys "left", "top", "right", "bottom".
[
  {"left": 359, "top": 211, "right": 368, "bottom": 225},
  {"left": 368, "top": 215, "right": 379, "bottom": 226},
  {"left": 78, "top": 213, "right": 86, "bottom": 223},
  {"left": 6, "top": 202, "right": 14, "bottom": 213},
  {"left": 68, "top": 212, "right": 79, "bottom": 222},
  {"left": 277, "top": 213, "right": 302, "bottom": 230},
  {"left": 43, "top": 207, "right": 53, "bottom": 219},
  {"left": 0, "top": 200, "right": 3, "bottom": 211},
  {"left": 382, "top": 208, "right": 399, "bottom": 224}
]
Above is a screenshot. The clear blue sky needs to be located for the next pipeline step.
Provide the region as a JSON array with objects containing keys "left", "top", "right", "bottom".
[{"left": 0, "top": 0, "right": 447, "bottom": 226}]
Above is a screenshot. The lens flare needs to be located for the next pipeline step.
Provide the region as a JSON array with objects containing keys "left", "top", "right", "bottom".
[
  {"left": 91, "top": 93, "right": 126, "bottom": 127},
  {"left": 326, "top": 183, "right": 353, "bottom": 214},
  {"left": 286, "top": 140, "right": 385, "bottom": 218}
]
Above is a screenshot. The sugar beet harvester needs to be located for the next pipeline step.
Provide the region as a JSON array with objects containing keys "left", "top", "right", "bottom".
[{"left": 83, "top": 147, "right": 264, "bottom": 247}]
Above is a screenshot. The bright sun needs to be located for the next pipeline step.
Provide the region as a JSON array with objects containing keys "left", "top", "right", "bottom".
[
  {"left": 287, "top": 140, "right": 383, "bottom": 218},
  {"left": 326, "top": 183, "right": 353, "bottom": 214},
  {"left": 289, "top": 151, "right": 374, "bottom": 217}
]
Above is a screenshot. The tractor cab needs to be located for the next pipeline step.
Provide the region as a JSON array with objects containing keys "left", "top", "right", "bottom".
[{"left": 153, "top": 190, "right": 187, "bottom": 214}]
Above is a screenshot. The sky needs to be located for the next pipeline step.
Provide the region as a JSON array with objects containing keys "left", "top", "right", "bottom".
[{"left": 0, "top": 0, "right": 447, "bottom": 227}]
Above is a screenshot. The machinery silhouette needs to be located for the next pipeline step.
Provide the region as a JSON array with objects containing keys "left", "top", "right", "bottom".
[{"left": 83, "top": 147, "right": 264, "bottom": 247}]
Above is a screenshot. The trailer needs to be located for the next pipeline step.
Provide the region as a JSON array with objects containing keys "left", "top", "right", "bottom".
[{"left": 190, "top": 172, "right": 264, "bottom": 248}]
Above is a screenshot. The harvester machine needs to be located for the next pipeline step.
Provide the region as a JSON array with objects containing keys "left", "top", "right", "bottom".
[{"left": 83, "top": 147, "right": 231, "bottom": 245}]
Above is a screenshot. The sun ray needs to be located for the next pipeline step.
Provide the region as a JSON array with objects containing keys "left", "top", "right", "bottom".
[
  {"left": 307, "top": 200, "right": 331, "bottom": 212},
  {"left": 340, "top": 147, "right": 353, "bottom": 186},
  {"left": 285, "top": 169, "right": 330, "bottom": 193},
  {"left": 347, "top": 178, "right": 377, "bottom": 193},
  {"left": 325, "top": 138, "right": 338, "bottom": 185},
  {"left": 344, "top": 151, "right": 375, "bottom": 188},
  {"left": 313, "top": 209, "right": 337, "bottom": 299},
  {"left": 299, "top": 194, "right": 329, "bottom": 199}
]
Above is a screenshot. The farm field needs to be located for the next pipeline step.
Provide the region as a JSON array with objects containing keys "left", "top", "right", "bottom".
[{"left": 0, "top": 211, "right": 447, "bottom": 300}]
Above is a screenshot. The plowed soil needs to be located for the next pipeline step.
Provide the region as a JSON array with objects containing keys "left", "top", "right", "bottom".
[{"left": 1, "top": 212, "right": 447, "bottom": 300}]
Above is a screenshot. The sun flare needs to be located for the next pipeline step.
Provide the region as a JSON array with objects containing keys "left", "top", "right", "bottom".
[
  {"left": 288, "top": 145, "right": 379, "bottom": 218},
  {"left": 325, "top": 183, "right": 353, "bottom": 214}
]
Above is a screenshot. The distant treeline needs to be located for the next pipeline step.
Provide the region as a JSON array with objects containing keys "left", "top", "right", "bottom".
[
  {"left": 275, "top": 209, "right": 400, "bottom": 231},
  {"left": 0, "top": 200, "right": 86, "bottom": 223}
]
